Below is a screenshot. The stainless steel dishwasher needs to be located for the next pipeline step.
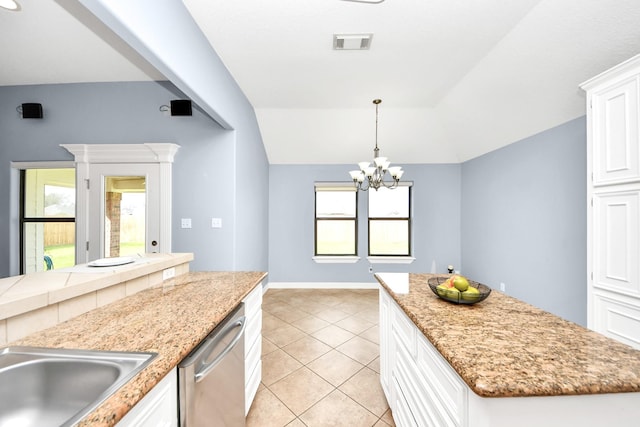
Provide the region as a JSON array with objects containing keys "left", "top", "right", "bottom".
[{"left": 178, "top": 303, "right": 246, "bottom": 427}]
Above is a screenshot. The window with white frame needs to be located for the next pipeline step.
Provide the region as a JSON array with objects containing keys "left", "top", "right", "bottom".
[
  {"left": 20, "top": 167, "right": 76, "bottom": 273},
  {"left": 314, "top": 184, "right": 357, "bottom": 256},
  {"left": 368, "top": 185, "right": 411, "bottom": 256}
]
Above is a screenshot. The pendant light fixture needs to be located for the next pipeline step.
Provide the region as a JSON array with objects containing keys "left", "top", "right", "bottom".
[
  {"left": 349, "top": 99, "right": 404, "bottom": 191},
  {"left": 0, "top": 0, "right": 19, "bottom": 11}
]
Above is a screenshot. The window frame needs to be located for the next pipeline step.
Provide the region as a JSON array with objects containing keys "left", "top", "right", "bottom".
[
  {"left": 367, "top": 183, "right": 413, "bottom": 259},
  {"left": 18, "top": 167, "right": 76, "bottom": 274},
  {"left": 313, "top": 182, "right": 359, "bottom": 262}
]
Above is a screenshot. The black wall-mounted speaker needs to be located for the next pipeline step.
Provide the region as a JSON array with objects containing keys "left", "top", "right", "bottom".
[
  {"left": 22, "top": 103, "right": 43, "bottom": 119},
  {"left": 170, "top": 100, "right": 192, "bottom": 116}
]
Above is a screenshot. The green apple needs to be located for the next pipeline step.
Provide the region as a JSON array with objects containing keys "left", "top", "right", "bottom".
[
  {"left": 452, "top": 275, "right": 470, "bottom": 292},
  {"left": 461, "top": 286, "right": 480, "bottom": 301}
]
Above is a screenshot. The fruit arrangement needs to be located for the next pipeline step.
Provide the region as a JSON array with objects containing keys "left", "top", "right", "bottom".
[{"left": 428, "top": 275, "right": 491, "bottom": 304}]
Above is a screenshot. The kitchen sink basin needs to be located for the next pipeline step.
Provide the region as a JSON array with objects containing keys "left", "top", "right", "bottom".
[{"left": 0, "top": 346, "right": 157, "bottom": 427}]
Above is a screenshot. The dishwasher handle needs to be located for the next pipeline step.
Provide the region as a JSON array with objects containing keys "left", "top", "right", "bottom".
[{"left": 194, "top": 316, "right": 246, "bottom": 383}]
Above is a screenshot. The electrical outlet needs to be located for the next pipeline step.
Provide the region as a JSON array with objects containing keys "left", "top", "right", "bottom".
[
  {"left": 181, "top": 218, "right": 192, "bottom": 229},
  {"left": 500, "top": 282, "right": 506, "bottom": 292},
  {"left": 162, "top": 267, "right": 176, "bottom": 280}
]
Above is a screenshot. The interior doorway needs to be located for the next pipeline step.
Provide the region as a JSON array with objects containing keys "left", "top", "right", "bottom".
[
  {"left": 103, "top": 175, "right": 147, "bottom": 258},
  {"left": 88, "top": 164, "right": 160, "bottom": 262},
  {"left": 62, "top": 143, "right": 179, "bottom": 264}
]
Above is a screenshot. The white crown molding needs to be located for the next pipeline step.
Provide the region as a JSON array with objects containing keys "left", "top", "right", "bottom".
[{"left": 61, "top": 143, "right": 180, "bottom": 163}]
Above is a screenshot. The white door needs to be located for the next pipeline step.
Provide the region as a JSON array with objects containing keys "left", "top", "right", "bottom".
[{"left": 88, "top": 163, "right": 160, "bottom": 261}]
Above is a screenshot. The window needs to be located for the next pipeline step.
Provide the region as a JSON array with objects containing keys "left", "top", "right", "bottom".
[
  {"left": 314, "top": 184, "right": 357, "bottom": 256},
  {"left": 20, "top": 168, "right": 76, "bottom": 273},
  {"left": 368, "top": 185, "right": 411, "bottom": 256}
]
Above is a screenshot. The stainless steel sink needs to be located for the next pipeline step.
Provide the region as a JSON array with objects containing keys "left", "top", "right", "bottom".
[{"left": 0, "top": 346, "right": 157, "bottom": 427}]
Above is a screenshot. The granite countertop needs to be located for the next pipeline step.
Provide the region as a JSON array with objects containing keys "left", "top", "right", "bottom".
[
  {"left": 375, "top": 272, "right": 640, "bottom": 398},
  {"left": 9, "top": 271, "right": 267, "bottom": 426}
]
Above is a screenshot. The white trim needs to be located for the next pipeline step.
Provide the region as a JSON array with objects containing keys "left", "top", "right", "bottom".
[
  {"left": 315, "top": 182, "right": 357, "bottom": 192},
  {"left": 368, "top": 256, "right": 415, "bottom": 264},
  {"left": 266, "top": 281, "right": 379, "bottom": 290},
  {"left": 313, "top": 256, "right": 360, "bottom": 264},
  {"left": 61, "top": 143, "right": 179, "bottom": 264},
  {"left": 60, "top": 143, "right": 180, "bottom": 163},
  {"left": 11, "top": 161, "right": 75, "bottom": 169}
]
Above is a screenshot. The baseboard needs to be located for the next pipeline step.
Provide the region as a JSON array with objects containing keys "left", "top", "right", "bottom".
[{"left": 265, "top": 281, "right": 379, "bottom": 291}]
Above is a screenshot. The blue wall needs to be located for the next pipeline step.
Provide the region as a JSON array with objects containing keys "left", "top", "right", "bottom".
[
  {"left": 461, "top": 116, "right": 587, "bottom": 325},
  {"left": 0, "top": 80, "right": 269, "bottom": 275},
  {"left": 268, "top": 164, "right": 462, "bottom": 283},
  {"left": 268, "top": 117, "right": 587, "bottom": 325}
]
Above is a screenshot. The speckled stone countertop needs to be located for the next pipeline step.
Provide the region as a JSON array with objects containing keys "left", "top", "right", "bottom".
[
  {"left": 9, "top": 271, "right": 267, "bottom": 426},
  {"left": 375, "top": 272, "right": 640, "bottom": 398}
]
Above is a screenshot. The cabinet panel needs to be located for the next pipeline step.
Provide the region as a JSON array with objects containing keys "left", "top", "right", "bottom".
[
  {"left": 391, "top": 376, "right": 419, "bottom": 427},
  {"left": 391, "top": 301, "right": 416, "bottom": 357},
  {"left": 593, "top": 189, "right": 640, "bottom": 296},
  {"left": 379, "top": 288, "right": 391, "bottom": 400},
  {"left": 592, "top": 76, "right": 640, "bottom": 185},
  {"left": 243, "top": 284, "right": 263, "bottom": 414},
  {"left": 117, "top": 369, "right": 177, "bottom": 427},
  {"left": 416, "top": 333, "right": 466, "bottom": 427},
  {"left": 592, "top": 290, "right": 640, "bottom": 349}
]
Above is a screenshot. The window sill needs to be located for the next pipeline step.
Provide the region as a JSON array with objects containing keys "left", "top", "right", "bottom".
[
  {"left": 313, "top": 256, "right": 360, "bottom": 264},
  {"left": 367, "top": 256, "right": 415, "bottom": 264}
]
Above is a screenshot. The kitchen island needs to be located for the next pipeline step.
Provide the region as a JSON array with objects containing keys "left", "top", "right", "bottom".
[
  {"left": 7, "top": 270, "right": 267, "bottom": 426},
  {"left": 376, "top": 272, "right": 640, "bottom": 426}
]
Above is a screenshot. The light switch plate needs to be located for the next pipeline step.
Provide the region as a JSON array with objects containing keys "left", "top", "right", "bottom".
[
  {"left": 211, "top": 218, "right": 222, "bottom": 228},
  {"left": 181, "top": 218, "right": 192, "bottom": 229}
]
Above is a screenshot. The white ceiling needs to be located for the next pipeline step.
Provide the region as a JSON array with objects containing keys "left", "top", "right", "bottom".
[{"left": 2, "top": 0, "right": 640, "bottom": 164}]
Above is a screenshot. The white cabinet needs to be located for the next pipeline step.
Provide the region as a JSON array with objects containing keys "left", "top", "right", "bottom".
[
  {"left": 117, "top": 369, "right": 178, "bottom": 427},
  {"left": 380, "top": 288, "right": 465, "bottom": 427},
  {"left": 581, "top": 54, "right": 640, "bottom": 349},
  {"left": 379, "top": 286, "right": 391, "bottom": 399},
  {"left": 243, "top": 283, "right": 263, "bottom": 415},
  {"left": 379, "top": 288, "right": 640, "bottom": 427}
]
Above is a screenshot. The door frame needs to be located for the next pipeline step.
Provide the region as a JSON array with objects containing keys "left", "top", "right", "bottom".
[{"left": 61, "top": 143, "right": 180, "bottom": 264}]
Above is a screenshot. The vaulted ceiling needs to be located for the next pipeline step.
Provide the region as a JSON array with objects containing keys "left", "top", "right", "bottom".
[{"left": 2, "top": 0, "right": 640, "bottom": 163}]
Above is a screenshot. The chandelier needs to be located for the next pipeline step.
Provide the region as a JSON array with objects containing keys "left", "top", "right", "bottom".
[{"left": 349, "top": 99, "right": 404, "bottom": 191}]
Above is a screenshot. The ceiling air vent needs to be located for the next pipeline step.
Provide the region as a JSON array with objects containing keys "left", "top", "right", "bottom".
[{"left": 333, "top": 33, "right": 373, "bottom": 50}]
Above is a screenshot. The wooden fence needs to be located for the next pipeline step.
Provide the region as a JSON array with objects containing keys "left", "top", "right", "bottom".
[{"left": 43, "top": 217, "right": 144, "bottom": 246}]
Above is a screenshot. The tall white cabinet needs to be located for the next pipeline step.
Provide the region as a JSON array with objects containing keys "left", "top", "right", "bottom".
[{"left": 581, "top": 54, "right": 640, "bottom": 350}]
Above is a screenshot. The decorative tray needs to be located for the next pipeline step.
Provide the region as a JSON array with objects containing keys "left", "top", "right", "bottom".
[
  {"left": 88, "top": 256, "right": 136, "bottom": 267},
  {"left": 428, "top": 277, "right": 491, "bottom": 305}
]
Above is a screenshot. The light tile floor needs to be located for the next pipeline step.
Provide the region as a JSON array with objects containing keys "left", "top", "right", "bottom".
[{"left": 247, "top": 288, "right": 395, "bottom": 427}]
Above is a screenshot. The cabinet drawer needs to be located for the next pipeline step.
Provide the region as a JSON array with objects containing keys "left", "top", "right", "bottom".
[
  {"left": 391, "top": 374, "right": 418, "bottom": 427},
  {"left": 392, "top": 302, "right": 416, "bottom": 356},
  {"left": 245, "top": 357, "right": 261, "bottom": 415},
  {"left": 244, "top": 312, "right": 262, "bottom": 357},
  {"left": 416, "top": 333, "right": 466, "bottom": 426},
  {"left": 592, "top": 291, "right": 640, "bottom": 349},
  {"left": 245, "top": 335, "right": 261, "bottom": 379},
  {"left": 244, "top": 284, "right": 263, "bottom": 318},
  {"left": 395, "top": 339, "right": 443, "bottom": 427}
]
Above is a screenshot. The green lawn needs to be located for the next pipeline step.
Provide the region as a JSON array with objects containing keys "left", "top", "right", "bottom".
[{"left": 44, "top": 242, "right": 145, "bottom": 270}]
